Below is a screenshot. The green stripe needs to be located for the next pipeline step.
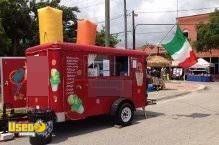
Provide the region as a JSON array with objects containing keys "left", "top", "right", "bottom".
[{"left": 162, "top": 26, "right": 186, "bottom": 55}]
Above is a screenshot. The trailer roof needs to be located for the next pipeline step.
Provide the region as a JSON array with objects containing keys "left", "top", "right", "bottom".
[{"left": 26, "top": 43, "right": 147, "bottom": 56}]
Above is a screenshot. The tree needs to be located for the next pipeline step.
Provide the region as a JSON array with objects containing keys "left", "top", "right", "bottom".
[
  {"left": 0, "top": 18, "right": 11, "bottom": 56},
  {"left": 0, "top": 0, "right": 33, "bottom": 56},
  {"left": 194, "top": 10, "right": 219, "bottom": 52},
  {"left": 0, "top": 0, "right": 79, "bottom": 56},
  {"left": 96, "top": 27, "right": 120, "bottom": 47}
]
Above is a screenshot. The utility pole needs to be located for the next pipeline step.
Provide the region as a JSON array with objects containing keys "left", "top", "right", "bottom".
[
  {"left": 132, "top": 10, "right": 136, "bottom": 50},
  {"left": 123, "top": 0, "right": 128, "bottom": 49},
  {"left": 105, "top": 0, "right": 110, "bottom": 47}
]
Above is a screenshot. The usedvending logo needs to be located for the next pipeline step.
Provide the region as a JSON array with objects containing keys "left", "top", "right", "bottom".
[{"left": 8, "top": 120, "right": 47, "bottom": 136}]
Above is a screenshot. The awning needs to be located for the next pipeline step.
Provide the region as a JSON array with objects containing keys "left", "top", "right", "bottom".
[
  {"left": 147, "top": 55, "right": 171, "bottom": 67},
  {"left": 190, "top": 58, "right": 214, "bottom": 68}
]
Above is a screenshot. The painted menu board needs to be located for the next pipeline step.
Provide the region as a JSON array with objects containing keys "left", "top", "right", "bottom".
[{"left": 65, "top": 56, "right": 80, "bottom": 96}]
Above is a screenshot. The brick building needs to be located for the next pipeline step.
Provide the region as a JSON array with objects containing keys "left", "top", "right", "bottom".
[
  {"left": 177, "top": 13, "right": 219, "bottom": 74},
  {"left": 140, "top": 44, "right": 166, "bottom": 56}
]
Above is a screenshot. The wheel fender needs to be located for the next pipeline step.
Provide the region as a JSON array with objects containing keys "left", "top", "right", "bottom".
[
  {"left": 28, "top": 109, "right": 56, "bottom": 123},
  {"left": 110, "top": 98, "right": 135, "bottom": 116}
]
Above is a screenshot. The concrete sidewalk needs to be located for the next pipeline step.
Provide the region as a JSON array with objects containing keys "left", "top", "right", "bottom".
[{"left": 148, "top": 81, "right": 206, "bottom": 101}]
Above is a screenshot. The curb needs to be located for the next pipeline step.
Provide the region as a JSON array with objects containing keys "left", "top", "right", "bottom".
[
  {"left": 193, "top": 84, "right": 206, "bottom": 92},
  {"left": 156, "top": 84, "right": 206, "bottom": 102},
  {"left": 156, "top": 91, "right": 190, "bottom": 101}
]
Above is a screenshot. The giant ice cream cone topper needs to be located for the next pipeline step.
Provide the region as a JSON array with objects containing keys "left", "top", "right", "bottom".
[
  {"left": 76, "top": 20, "right": 97, "bottom": 45},
  {"left": 38, "top": 6, "right": 63, "bottom": 44}
]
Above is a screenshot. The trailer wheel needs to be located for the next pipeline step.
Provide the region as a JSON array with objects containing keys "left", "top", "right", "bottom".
[
  {"left": 30, "top": 134, "right": 45, "bottom": 145},
  {"left": 29, "top": 120, "right": 53, "bottom": 145},
  {"left": 115, "top": 102, "right": 134, "bottom": 126},
  {"left": 29, "top": 128, "right": 53, "bottom": 145}
]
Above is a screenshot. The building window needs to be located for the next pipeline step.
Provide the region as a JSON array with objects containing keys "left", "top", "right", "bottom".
[{"left": 183, "top": 30, "right": 189, "bottom": 39}]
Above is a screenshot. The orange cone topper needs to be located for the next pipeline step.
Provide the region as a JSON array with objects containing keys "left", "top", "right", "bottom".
[{"left": 76, "top": 20, "right": 97, "bottom": 45}]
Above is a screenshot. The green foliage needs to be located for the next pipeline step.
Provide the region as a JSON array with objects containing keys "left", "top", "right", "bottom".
[
  {"left": 0, "top": 0, "right": 120, "bottom": 56},
  {"left": 96, "top": 27, "right": 120, "bottom": 47},
  {"left": 194, "top": 10, "right": 219, "bottom": 52},
  {"left": 0, "top": 18, "right": 11, "bottom": 55},
  {"left": 0, "top": 0, "right": 79, "bottom": 56},
  {"left": 0, "top": 0, "right": 33, "bottom": 56}
]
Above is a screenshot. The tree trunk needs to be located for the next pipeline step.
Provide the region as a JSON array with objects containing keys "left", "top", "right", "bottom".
[{"left": 12, "top": 39, "right": 19, "bottom": 56}]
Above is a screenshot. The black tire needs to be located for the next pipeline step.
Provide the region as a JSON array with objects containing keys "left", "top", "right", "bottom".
[
  {"left": 30, "top": 134, "right": 46, "bottom": 145},
  {"left": 45, "top": 133, "right": 52, "bottom": 144},
  {"left": 114, "top": 102, "right": 134, "bottom": 126},
  {"left": 29, "top": 120, "right": 53, "bottom": 145},
  {"left": 29, "top": 132, "right": 52, "bottom": 145}
]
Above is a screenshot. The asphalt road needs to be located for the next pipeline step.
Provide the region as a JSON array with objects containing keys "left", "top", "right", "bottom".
[{"left": 2, "top": 82, "right": 219, "bottom": 145}]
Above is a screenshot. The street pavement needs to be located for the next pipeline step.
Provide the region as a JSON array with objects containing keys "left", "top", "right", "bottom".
[
  {"left": 1, "top": 82, "right": 219, "bottom": 145},
  {"left": 149, "top": 81, "right": 206, "bottom": 101}
]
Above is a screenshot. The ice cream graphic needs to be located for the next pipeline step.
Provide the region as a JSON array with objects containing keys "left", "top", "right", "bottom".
[
  {"left": 135, "top": 72, "right": 143, "bottom": 86},
  {"left": 67, "top": 94, "right": 84, "bottom": 114},
  {"left": 10, "top": 68, "right": 25, "bottom": 100},
  {"left": 50, "top": 68, "right": 61, "bottom": 92},
  {"left": 135, "top": 62, "right": 143, "bottom": 86}
]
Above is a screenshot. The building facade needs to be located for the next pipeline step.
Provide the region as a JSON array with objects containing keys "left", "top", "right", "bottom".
[{"left": 177, "top": 13, "right": 219, "bottom": 75}]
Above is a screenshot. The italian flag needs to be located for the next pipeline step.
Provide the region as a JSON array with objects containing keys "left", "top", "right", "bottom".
[{"left": 162, "top": 26, "right": 197, "bottom": 68}]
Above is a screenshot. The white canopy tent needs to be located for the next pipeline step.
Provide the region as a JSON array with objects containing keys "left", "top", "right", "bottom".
[{"left": 190, "top": 58, "right": 214, "bottom": 68}]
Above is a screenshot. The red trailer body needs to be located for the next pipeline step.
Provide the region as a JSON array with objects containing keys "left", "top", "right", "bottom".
[
  {"left": 0, "top": 57, "right": 26, "bottom": 110},
  {"left": 26, "top": 43, "right": 148, "bottom": 123}
]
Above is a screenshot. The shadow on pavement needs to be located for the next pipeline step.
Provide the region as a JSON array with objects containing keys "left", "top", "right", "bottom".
[
  {"left": 52, "top": 110, "right": 164, "bottom": 144},
  {"left": 135, "top": 110, "right": 165, "bottom": 120},
  {"left": 175, "top": 113, "right": 211, "bottom": 119},
  {"left": 52, "top": 115, "right": 112, "bottom": 143}
]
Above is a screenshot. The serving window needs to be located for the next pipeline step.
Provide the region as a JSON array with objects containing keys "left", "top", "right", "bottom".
[
  {"left": 87, "top": 54, "right": 130, "bottom": 77},
  {"left": 88, "top": 54, "right": 110, "bottom": 77},
  {"left": 114, "top": 56, "right": 129, "bottom": 77}
]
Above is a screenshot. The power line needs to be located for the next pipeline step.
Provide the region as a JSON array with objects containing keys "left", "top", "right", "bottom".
[
  {"left": 97, "top": 14, "right": 123, "bottom": 24},
  {"left": 136, "top": 31, "right": 167, "bottom": 34},
  {"left": 158, "top": 25, "right": 176, "bottom": 45},
  {"left": 72, "top": 0, "right": 102, "bottom": 7},
  {"left": 111, "top": 31, "right": 171, "bottom": 35},
  {"left": 111, "top": 30, "right": 131, "bottom": 35},
  {"left": 79, "top": 1, "right": 104, "bottom": 9},
  {"left": 135, "top": 23, "right": 219, "bottom": 26},
  {"left": 78, "top": 0, "right": 122, "bottom": 10},
  {"left": 136, "top": 7, "right": 219, "bottom": 14}
]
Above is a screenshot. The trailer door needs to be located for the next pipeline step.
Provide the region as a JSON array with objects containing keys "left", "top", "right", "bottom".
[{"left": 1, "top": 57, "right": 26, "bottom": 109}]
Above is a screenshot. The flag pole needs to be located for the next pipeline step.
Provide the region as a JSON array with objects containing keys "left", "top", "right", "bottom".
[{"left": 177, "top": 0, "right": 179, "bottom": 19}]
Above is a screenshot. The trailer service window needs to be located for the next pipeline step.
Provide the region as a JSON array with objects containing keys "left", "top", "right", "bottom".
[
  {"left": 88, "top": 54, "right": 129, "bottom": 77},
  {"left": 115, "top": 56, "right": 129, "bottom": 76},
  {"left": 88, "top": 54, "right": 110, "bottom": 77}
]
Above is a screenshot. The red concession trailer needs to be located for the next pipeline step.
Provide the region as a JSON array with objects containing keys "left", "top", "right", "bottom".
[
  {"left": 26, "top": 43, "right": 148, "bottom": 145},
  {"left": 0, "top": 57, "right": 26, "bottom": 110}
]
